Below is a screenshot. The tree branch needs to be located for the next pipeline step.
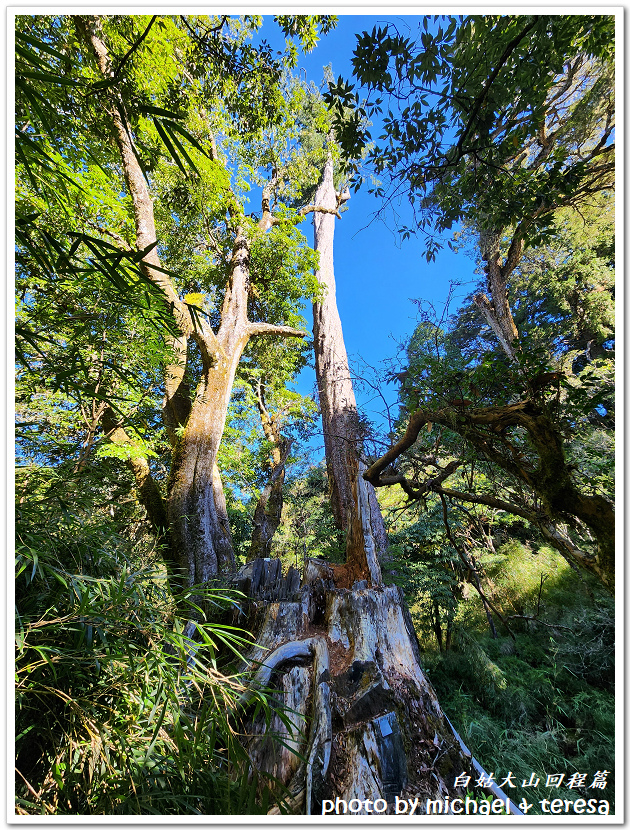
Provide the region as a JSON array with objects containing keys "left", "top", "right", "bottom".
[
  {"left": 434, "top": 485, "right": 541, "bottom": 522},
  {"left": 363, "top": 409, "right": 430, "bottom": 486},
  {"left": 298, "top": 204, "right": 341, "bottom": 219},
  {"left": 247, "top": 322, "right": 308, "bottom": 339},
  {"left": 456, "top": 17, "right": 540, "bottom": 155},
  {"left": 438, "top": 493, "right": 514, "bottom": 639}
]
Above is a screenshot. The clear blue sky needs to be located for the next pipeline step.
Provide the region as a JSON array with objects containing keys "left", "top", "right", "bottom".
[{"left": 288, "top": 16, "right": 479, "bottom": 423}]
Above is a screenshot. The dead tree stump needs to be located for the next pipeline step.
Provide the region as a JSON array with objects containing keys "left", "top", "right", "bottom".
[{"left": 234, "top": 558, "right": 476, "bottom": 815}]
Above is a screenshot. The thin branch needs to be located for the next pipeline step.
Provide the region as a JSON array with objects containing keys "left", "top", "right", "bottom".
[
  {"left": 434, "top": 485, "right": 541, "bottom": 522},
  {"left": 505, "top": 614, "right": 571, "bottom": 631},
  {"left": 113, "top": 16, "right": 157, "bottom": 81},
  {"left": 439, "top": 493, "right": 514, "bottom": 640},
  {"left": 456, "top": 17, "right": 541, "bottom": 155},
  {"left": 298, "top": 205, "right": 341, "bottom": 219}
]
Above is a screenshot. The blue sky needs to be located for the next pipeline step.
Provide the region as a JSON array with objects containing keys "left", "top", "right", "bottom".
[{"left": 285, "top": 16, "right": 480, "bottom": 422}]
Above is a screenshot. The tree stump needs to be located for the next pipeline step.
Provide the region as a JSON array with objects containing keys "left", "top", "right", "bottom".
[{"left": 237, "top": 558, "right": 476, "bottom": 815}]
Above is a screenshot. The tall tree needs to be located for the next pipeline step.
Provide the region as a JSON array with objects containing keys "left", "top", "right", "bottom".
[
  {"left": 328, "top": 14, "right": 616, "bottom": 589},
  {"left": 312, "top": 155, "right": 387, "bottom": 584},
  {"left": 17, "top": 14, "right": 336, "bottom": 587},
  {"left": 234, "top": 154, "right": 483, "bottom": 815},
  {"left": 15, "top": 16, "right": 516, "bottom": 813},
  {"left": 77, "top": 15, "right": 313, "bottom": 584}
]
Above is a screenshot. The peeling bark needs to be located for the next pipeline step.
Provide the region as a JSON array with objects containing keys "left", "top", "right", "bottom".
[{"left": 343, "top": 461, "right": 382, "bottom": 586}]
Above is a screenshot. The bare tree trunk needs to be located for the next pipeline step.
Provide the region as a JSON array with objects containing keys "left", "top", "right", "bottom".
[
  {"left": 473, "top": 227, "right": 520, "bottom": 359},
  {"left": 312, "top": 156, "right": 388, "bottom": 575},
  {"left": 249, "top": 381, "right": 291, "bottom": 560}
]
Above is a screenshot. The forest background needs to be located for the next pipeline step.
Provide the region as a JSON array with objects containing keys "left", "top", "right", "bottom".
[{"left": 14, "top": 11, "right": 618, "bottom": 817}]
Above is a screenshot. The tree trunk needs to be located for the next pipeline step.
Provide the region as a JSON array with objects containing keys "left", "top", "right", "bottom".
[
  {"left": 433, "top": 600, "right": 444, "bottom": 652},
  {"left": 235, "top": 558, "right": 501, "bottom": 815},
  {"left": 249, "top": 382, "right": 291, "bottom": 560},
  {"left": 78, "top": 20, "right": 308, "bottom": 585},
  {"left": 167, "top": 344, "right": 246, "bottom": 584},
  {"left": 230, "top": 160, "right": 522, "bottom": 815},
  {"left": 312, "top": 157, "right": 388, "bottom": 568},
  {"left": 474, "top": 227, "right": 520, "bottom": 360},
  {"left": 249, "top": 476, "right": 284, "bottom": 559}
]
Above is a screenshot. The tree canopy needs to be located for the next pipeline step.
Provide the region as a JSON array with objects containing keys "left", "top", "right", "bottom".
[
  {"left": 15, "top": 13, "right": 616, "bottom": 817},
  {"left": 327, "top": 14, "right": 614, "bottom": 257},
  {"left": 323, "top": 14, "right": 616, "bottom": 589}
]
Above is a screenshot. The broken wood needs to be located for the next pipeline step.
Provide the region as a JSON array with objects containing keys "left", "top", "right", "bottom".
[{"left": 237, "top": 558, "right": 475, "bottom": 814}]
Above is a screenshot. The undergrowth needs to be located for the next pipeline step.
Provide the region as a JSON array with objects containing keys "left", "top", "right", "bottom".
[
  {"left": 419, "top": 542, "right": 615, "bottom": 815},
  {"left": 15, "top": 466, "right": 288, "bottom": 815}
]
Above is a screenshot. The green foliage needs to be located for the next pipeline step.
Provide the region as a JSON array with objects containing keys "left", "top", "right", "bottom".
[
  {"left": 422, "top": 541, "right": 615, "bottom": 814},
  {"left": 15, "top": 13, "right": 335, "bottom": 558},
  {"left": 15, "top": 15, "right": 332, "bottom": 421},
  {"left": 15, "top": 13, "right": 616, "bottom": 816},
  {"left": 275, "top": 15, "right": 337, "bottom": 55},
  {"left": 378, "top": 482, "right": 615, "bottom": 812},
  {"left": 15, "top": 466, "right": 288, "bottom": 815},
  {"left": 15, "top": 16, "right": 341, "bottom": 813},
  {"left": 381, "top": 495, "right": 461, "bottom": 648},
  {"left": 327, "top": 14, "right": 614, "bottom": 259},
  {"left": 377, "top": 189, "right": 615, "bottom": 580},
  {"left": 272, "top": 464, "right": 344, "bottom": 568}
]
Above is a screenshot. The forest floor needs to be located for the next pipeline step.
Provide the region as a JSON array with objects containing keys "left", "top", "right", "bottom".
[{"left": 405, "top": 543, "right": 615, "bottom": 816}]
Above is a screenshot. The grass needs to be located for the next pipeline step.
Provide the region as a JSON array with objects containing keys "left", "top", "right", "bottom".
[
  {"left": 14, "top": 468, "right": 291, "bottom": 815},
  {"left": 417, "top": 542, "right": 616, "bottom": 815}
]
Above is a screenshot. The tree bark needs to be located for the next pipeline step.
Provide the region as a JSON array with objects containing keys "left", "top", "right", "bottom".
[
  {"left": 312, "top": 156, "right": 388, "bottom": 576},
  {"left": 229, "top": 159, "right": 506, "bottom": 815},
  {"left": 167, "top": 367, "right": 240, "bottom": 583},
  {"left": 162, "top": 332, "right": 192, "bottom": 446},
  {"left": 249, "top": 381, "right": 291, "bottom": 560},
  {"left": 236, "top": 558, "right": 496, "bottom": 815}
]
